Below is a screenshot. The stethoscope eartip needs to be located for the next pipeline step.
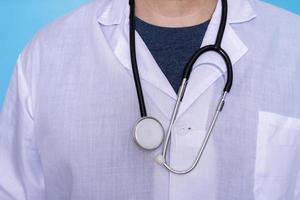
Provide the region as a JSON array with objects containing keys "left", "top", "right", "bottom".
[{"left": 155, "top": 155, "right": 165, "bottom": 165}]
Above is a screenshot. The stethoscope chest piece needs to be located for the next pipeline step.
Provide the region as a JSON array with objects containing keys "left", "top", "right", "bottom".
[{"left": 133, "top": 117, "right": 164, "bottom": 150}]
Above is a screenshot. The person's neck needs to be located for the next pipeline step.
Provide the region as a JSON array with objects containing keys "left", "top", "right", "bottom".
[{"left": 135, "top": 0, "right": 217, "bottom": 27}]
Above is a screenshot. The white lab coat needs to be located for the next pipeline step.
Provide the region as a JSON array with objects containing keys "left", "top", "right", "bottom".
[{"left": 0, "top": 0, "right": 300, "bottom": 199}]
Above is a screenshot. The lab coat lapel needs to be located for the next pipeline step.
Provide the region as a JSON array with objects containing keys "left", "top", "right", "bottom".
[
  {"left": 98, "top": 4, "right": 177, "bottom": 118},
  {"left": 134, "top": 29, "right": 178, "bottom": 100}
]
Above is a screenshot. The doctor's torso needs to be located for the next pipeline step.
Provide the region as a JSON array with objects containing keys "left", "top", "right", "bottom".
[{"left": 2, "top": 0, "right": 300, "bottom": 199}]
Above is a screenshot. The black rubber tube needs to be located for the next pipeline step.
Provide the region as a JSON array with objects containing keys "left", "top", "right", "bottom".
[
  {"left": 129, "top": 0, "right": 147, "bottom": 117},
  {"left": 182, "top": 0, "right": 233, "bottom": 92},
  {"left": 215, "top": 0, "right": 228, "bottom": 48},
  {"left": 182, "top": 45, "right": 233, "bottom": 92}
]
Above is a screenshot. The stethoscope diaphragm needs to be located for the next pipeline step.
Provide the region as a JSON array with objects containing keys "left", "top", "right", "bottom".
[{"left": 133, "top": 117, "right": 164, "bottom": 151}]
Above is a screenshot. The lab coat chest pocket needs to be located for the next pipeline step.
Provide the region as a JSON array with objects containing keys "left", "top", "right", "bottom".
[{"left": 254, "top": 112, "right": 300, "bottom": 200}]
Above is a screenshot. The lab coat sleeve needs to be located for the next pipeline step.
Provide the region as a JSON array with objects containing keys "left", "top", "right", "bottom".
[{"left": 0, "top": 52, "right": 45, "bottom": 199}]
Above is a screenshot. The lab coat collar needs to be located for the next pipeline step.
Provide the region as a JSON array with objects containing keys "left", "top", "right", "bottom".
[
  {"left": 96, "top": 0, "right": 257, "bottom": 118},
  {"left": 96, "top": 0, "right": 128, "bottom": 25}
]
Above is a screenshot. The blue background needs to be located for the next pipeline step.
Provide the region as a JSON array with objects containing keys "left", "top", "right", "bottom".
[{"left": 0, "top": 0, "right": 299, "bottom": 109}]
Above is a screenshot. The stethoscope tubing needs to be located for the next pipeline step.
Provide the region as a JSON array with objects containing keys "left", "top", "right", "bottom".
[{"left": 129, "top": 0, "right": 147, "bottom": 117}]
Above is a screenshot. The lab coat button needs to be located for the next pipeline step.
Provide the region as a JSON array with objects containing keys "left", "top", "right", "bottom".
[{"left": 174, "top": 121, "right": 191, "bottom": 136}]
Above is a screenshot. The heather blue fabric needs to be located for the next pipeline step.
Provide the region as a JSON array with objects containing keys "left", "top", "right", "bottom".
[{"left": 135, "top": 17, "right": 209, "bottom": 93}]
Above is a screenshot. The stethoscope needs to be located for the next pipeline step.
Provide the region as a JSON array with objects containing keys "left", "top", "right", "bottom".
[{"left": 129, "top": 0, "right": 233, "bottom": 175}]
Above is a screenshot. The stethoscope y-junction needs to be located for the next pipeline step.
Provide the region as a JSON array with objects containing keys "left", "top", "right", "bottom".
[{"left": 129, "top": 0, "right": 233, "bottom": 175}]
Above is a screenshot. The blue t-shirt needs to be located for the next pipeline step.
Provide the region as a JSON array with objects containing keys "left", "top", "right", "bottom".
[{"left": 135, "top": 17, "right": 209, "bottom": 93}]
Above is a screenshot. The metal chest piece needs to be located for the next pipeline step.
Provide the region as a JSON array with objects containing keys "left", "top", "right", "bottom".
[{"left": 133, "top": 117, "right": 164, "bottom": 150}]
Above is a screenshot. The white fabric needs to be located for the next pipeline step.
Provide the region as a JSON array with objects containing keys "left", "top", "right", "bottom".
[{"left": 0, "top": 0, "right": 300, "bottom": 199}]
